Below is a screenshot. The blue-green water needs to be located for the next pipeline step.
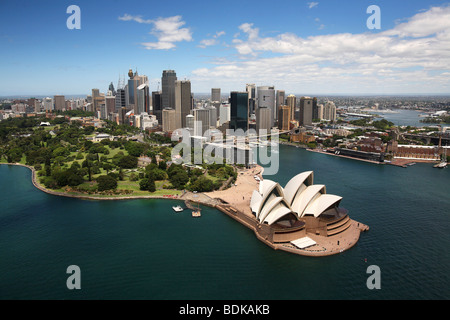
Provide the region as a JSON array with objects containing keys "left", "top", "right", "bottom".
[
  {"left": 373, "top": 109, "right": 450, "bottom": 127},
  {"left": 1, "top": 145, "right": 449, "bottom": 300}
]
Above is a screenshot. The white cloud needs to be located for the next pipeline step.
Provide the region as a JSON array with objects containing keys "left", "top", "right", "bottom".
[
  {"left": 308, "top": 2, "right": 319, "bottom": 9},
  {"left": 118, "top": 14, "right": 153, "bottom": 24},
  {"left": 190, "top": 6, "right": 450, "bottom": 94},
  {"left": 198, "top": 31, "right": 226, "bottom": 48},
  {"left": 119, "top": 15, "right": 192, "bottom": 50}
]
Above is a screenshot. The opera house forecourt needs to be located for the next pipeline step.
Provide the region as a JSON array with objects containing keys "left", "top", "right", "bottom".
[{"left": 212, "top": 170, "right": 369, "bottom": 257}]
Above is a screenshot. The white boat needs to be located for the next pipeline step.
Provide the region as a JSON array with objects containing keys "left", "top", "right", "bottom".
[
  {"left": 434, "top": 161, "right": 448, "bottom": 169},
  {"left": 172, "top": 206, "right": 184, "bottom": 212}
]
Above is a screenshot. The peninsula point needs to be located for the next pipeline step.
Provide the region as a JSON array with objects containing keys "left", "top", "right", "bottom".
[{"left": 204, "top": 166, "right": 368, "bottom": 257}]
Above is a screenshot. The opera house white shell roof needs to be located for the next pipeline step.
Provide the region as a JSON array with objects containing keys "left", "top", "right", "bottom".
[{"left": 250, "top": 171, "right": 343, "bottom": 225}]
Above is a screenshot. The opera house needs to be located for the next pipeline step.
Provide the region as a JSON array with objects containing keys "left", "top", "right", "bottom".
[{"left": 245, "top": 171, "right": 368, "bottom": 256}]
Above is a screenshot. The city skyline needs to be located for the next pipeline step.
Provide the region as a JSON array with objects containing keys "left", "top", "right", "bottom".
[{"left": 1, "top": 0, "right": 450, "bottom": 96}]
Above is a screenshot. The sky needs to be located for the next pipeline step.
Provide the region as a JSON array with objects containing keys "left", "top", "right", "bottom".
[{"left": 1, "top": 0, "right": 450, "bottom": 97}]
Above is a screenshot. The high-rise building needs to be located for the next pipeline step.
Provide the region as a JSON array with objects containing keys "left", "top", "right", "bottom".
[
  {"left": 194, "top": 108, "right": 211, "bottom": 136},
  {"left": 115, "top": 88, "right": 126, "bottom": 112},
  {"left": 323, "top": 101, "right": 336, "bottom": 122},
  {"left": 256, "top": 107, "right": 273, "bottom": 133},
  {"left": 206, "top": 105, "right": 217, "bottom": 128},
  {"left": 92, "top": 89, "right": 100, "bottom": 99},
  {"left": 127, "top": 70, "right": 148, "bottom": 114},
  {"left": 175, "top": 80, "right": 192, "bottom": 129},
  {"left": 317, "top": 104, "right": 324, "bottom": 121},
  {"left": 276, "top": 90, "right": 285, "bottom": 122},
  {"left": 229, "top": 91, "right": 249, "bottom": 132},
  {"left": 246, "top": 84, "right": 256, "bottom": 115},
  {"left": 257, "top": 86, "right": 275, "bottom": 126},
  {"left": 162, "top": 108, "right": 176, "bottom": 132},
  {"left": 286, "top": 95, "right": 296, "bottom": 120},
  {"left": 152, "top": 91, "right": 163, "bottom": 124},
  {"left": 54, "top": 95, "right": 66, "bottom": 111},
  {"left": 137, "top": 83, "right": 150, "bottom": 114},
  {"left": 108, "top": 82, "right": 116, "bottom": 96},
  {"left": 186, "top": 114, "right": 195, "bottom": 131},
  {"left": 299, "top": 97, "right": 314, "bottom": 126},
  {"left": 312, "top": 97, "right": 319, "bottom": 121},
  {"left": 105, "top": 96, "right": 116, "bottom": 115},
  {"left": 219, "top": 103, "right": 230, "bottom": 126},
  {"left": 278, "top": 105, "right": 291, "bottom": 131},
  {"left": 162, "top": 70, "right": 177, "bottom": 109},
  {"left": 211, "top": 88, "right": 221, "bottom": 103},
  {"left": 43, "top": 97, "right": 53, "bottom": 111}
]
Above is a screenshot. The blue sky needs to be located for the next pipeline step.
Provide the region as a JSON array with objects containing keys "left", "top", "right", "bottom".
[{"left": 1, "top": 0, "right": 450, "bottom": 96}]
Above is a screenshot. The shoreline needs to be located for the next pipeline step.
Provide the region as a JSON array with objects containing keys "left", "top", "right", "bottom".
[
  {"left": 2, "top": 162, "right": 368, "bottom": 257},
  {"left": 1, "top": 163, "right": 182, "bottom": 202}
]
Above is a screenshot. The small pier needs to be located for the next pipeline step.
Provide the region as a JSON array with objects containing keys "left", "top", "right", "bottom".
[{"left": 185, "top": 200, "right": 202, "bottom": 211}]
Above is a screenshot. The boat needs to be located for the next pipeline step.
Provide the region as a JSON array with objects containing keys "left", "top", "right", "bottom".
[
  {"left": 172, "top": 206, "right": 184, "bottom": 212},
  {"left": 434, "top": 148, "right": 448, "bottom": 168}
]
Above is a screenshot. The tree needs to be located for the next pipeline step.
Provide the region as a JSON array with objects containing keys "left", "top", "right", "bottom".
[
  {"left": 169, "top": 169, "right": 189, "bottom": 190},
  {"left": 97, "top": 175, "right": 118, "bottom": 191},
  {"left": 118, "top": 155, "right": 138, "bottom": 169},
  {"left": 67, "top": 173, "right": 84, "bottom": 187},
  {"left": 139, "top": 177, "right": 156, "bottom": 192},
  {"left": 189, "top": 176, "right": 214, "bottom": 192}
]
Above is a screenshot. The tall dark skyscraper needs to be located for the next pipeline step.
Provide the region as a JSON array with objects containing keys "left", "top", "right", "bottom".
[
  {"left": 152, "top": 91, "right": 163, "bottom": 124},
  {"left": 115, "top": 88, "right": 126, "bottom": 112},
  {"left": 229, "top": 91, "right": 249, "bottom": 132},
  {"left": 161, "top": 70, "right": 177, "bottom": 110}
]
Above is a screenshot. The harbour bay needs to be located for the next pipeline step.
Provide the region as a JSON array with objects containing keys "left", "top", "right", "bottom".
[{"left": 0, "top": 144, "right": 449, "bottom": 300}]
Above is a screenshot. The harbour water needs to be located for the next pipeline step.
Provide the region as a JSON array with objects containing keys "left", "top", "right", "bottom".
[
  {"left": 0, "top": 144, "right": 449, "bottom": 300},
  {"left": 371, "top": 109, "right": 450, "bottom": 127}
]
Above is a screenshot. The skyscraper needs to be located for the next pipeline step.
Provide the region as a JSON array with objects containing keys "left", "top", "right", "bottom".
[
  {"left": 299, "top": 97, "right": 314, "bottom": 126},
  {"left": 127, "top": 69, "right": 148, "bottom": 114},
  {"left": 219, "top": 103, "right": 230, "bottom": 126},
  {"left": 54, "top": 95, "right": 65, "bottom": 111},
  {"left": 246, "top": 84, "right": 256, "bottom": 115},
  {"left": 257, "top": 86, "right": 275, "bottom": 126},
  {"left": 175, "top": 80, "right": 192, "bottom": 129},
  {"left": 211, "top": 88, "right": 221, "bottom": 103},
  {"left": 256, "top": 107, "right": 272, "bottom": 133},
  {"left": 162, "top": 109, "right": 176, "bottom": 132},
  {"left": 152, "top": 91, "right": 163, "bottom": 124},
  {"left": 229, "top": 91, "right": 249, "bottom": 132},
  {"left": 286, "top": 95, "right": 296, "bottom": 120},
  {"left": 136, "top": 83, "right": 150, "bottom": 114},
  {"left": 105, "top": 96, "right": 116, "bottom": 116},
  {"left": 115, "top": 88, "right": 126, "bottom": 113},
  {"left": 276, "top": 90, "right": 285, "bottom": 123},
  {"left": 43, "top": 97, "right": 53, "bottom": 111},
  {"left": 108, "top": 82, "right": 116, "bottom": 96},
  {"left": 323, "top": 101, "right": 337, "bottom": 122},
  {"left": 161, "top": 70, "right": 177, "bottom": 110},
  {"left": 278, "top": 105, "right": 291, "bottom": 131},
  {"left": 194, "top": 108, "right": 211, "bottom": 136}
]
